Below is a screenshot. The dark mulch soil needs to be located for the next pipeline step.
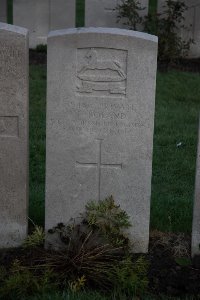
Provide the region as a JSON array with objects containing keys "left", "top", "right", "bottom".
[
  {"left": 148, "top": 231, "right": 200, "bottom": 297},
  {"left": 173, "top": 58, "right": 200, "bottom": 73},
  {"left": 29, "top": 49, "right": 47, "bottom": 65},
  {"left": 1, "top": 231, "right": 200, "bottom": 297},
  {"left": 159, "top": 58, "right": 200, "bottom": 73}
]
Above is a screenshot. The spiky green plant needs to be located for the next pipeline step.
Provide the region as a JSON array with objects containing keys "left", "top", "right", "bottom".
[
  {"left": 0, "top": 259, "right": 56, "bottom": 300},
  {"left": 46, "top": 197, "right": 148, "bottom": 295},
  {"left": 84, "top": 195, "right": 131, "bottom": 248},
  {"left": 112, "top": 256, "right": 149, "bottom": 297},
  {"left": 23, "top": 226, "right": 45, "bottom": 248},
  {"left": 0, "top": 197, "right": 148, "bottom": 299},
  {"left": 116, "top": 0, "right": 146, "bottom": 30}
]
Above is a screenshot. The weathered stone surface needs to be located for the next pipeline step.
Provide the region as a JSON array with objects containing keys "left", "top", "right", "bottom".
[
  {"left": 0, "top": 23, "right": 28, "bottom": 247},
  {"left": 50, "top": 0, "right": 75, "bottom": 30},
  {"left": 157, "top": 0, "right": 200, "bottom": 58},
  {"left": 192, "top": 118, "right": 200, "bottom": 257},
  {"left": 45, "top": 28, "right": 157, "bottom": 253},
  {"left": 0, "top": 0, "right": 7, "bottom": 22},
  {"left": 85, "top": 0, "right": 149, "bottom": 28},
  {"left": 157, "top": 0, "right": 166, "bottom": 13},
  {"left": 13, "top": 0, "right": 49, "bottom": 48},
  {"left": 183, "top": 0, "right": 200, "bottom": 58},
  {"left": 13, "top": 0, "right": 76, "bottom": 48}
]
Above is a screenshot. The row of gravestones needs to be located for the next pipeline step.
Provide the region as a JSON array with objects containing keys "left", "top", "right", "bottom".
[
  {"left": 0, "top": 0, "right": 199, "bottom": 57},
  {"left": 0, "top": 21, "right": 200, "bottom": 256}
]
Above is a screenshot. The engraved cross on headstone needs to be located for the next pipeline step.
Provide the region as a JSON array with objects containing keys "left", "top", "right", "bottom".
[{"left": 76, "top": 139, "right": 122, "bottom": 201}]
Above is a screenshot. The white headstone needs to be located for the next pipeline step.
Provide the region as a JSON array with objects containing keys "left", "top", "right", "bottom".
[
  {"left": 45, "top": 28, "right": 158, "bottom": 253},
  {"left": 157, "top": 0, "right": 200, "bottom": 58},
  {"left": 0, "top": 23, "right": 28, "bottom": 247},
  {"left": 13, "top": 0, "right": 76, "bottom": 48},
  {"left": 13, "top": 0, "right": 49, "bottom": 48},
  {"left": 182, "top": 0, "right": 200, "bottom": 58},
  {"left": 85, "top": 0, "right": 149, "bottom": 28},
  {"left": 192, "top": 117, "right": 200, "bottom": 257},
  {"left": 50, "top": 0, "right": 75, "bottom": 31},
  {"left": 0, "top": 0, "right": 7, "bottom": 22},
  {"left": 157, "top": 0, "right": 166, "bottom": 13}
]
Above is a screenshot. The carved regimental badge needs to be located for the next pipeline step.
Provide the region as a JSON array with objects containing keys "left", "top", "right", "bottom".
[{"left": 76, "top": 48, "right": 127, "bottom": 97}]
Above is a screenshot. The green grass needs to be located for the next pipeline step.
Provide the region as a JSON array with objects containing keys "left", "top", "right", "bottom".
[
  {"left": 149, "top": 0, "right": 157, "bottom": 14},
  {"left": 76, "top": 0, "right": 85, "bottom": 27},
  {"left": 7, "top": 0, "right": 13, "bottom": 24},
  {"left": 151, "top": 71, "right": 200, "bottom": 232},
  {"left": 29, "top": 65, "right": 46, "bottom": 226}
]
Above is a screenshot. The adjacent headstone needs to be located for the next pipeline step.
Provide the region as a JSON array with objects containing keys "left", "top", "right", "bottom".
[
  {"left": 13, "top": 0, "right": 49, "bottom": 48},
  {"left": 192, "top": 117, "right": 200, "bottom": 257},
  {"left": 182, "top": 0, "right": 200, "bottom": 58},
  {"left": 157, "top": 0, "right": 167, "bottom": 14},
  {"left": 157, "top": 0, "right": 200, "bottom": 58},
  {"left": 13, "top": 0, "right": 76, "bottom": 48},
  {"left": 50, "top": 0, "right": 76, "bottom": 31},
  {"left": 85, "top": 0, "right": 149, "bottom": 28},
  {"left": 45, "top": 28, "right": 158, "bottom": 253},
  {"left": 0, "top": 23, "right": 28, "bottom": 247},
  {"left": 0, "top": 0, "right": 7, "bottom": 22}
]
